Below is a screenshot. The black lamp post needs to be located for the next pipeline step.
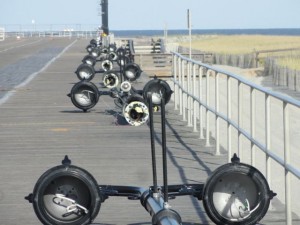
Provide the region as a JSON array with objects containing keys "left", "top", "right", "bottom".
[{"left": 101, "top": 0, "right": 109, "bottom": 35}]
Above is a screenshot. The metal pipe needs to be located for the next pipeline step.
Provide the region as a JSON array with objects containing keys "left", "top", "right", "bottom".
[
  {"left": 141, "top": 191, "right": 181, "bottom": 225},
  {"left": 100, "top": 0, "right": 109, "bottom": 35},
  {"left": 148, "top": 93, "right": 158, "bottom": 193},
  {"left": 182, "top": 61, "right": 186, "bottom": 121},
  {"left": 193, "top": 63, "right": 198, "bottom": 132},
  {"left": 173, "top": 55, "right": 178, "bottom": 110},
  {"left": 283, "top": 102, "right": 292, "bottom": 225},
  {"left": 187, "top": 62, "right": 192, "bottom": 126},
  {"left": 156, "top": 184, "right": 203, "bottom": 199},
  {"left": 265, "top": 94, "right": 271, "bottom": 186},
  {"left": 179, "top": 59, "right": 183, "bottom": 115},
  {"left": 161, "top": 97, "right": 169, "bottom": 203},
  {"left": 215, "top": 72, "right": 220, "bottom": 155},
  {"left": 206, "top": 69, "right": 210, "bottom": 147},
  {"left": 199, "top": 66, "right": 204, "bottom": 139},
  {"left": 238, "top": 81, "right": 243, "bottom": 160},
  {"left": 99, "top": 185, "right": 146, "bottom": 199},
  {"left": 227, "top": 76, "right": 232, "bottom": 162},
  {"left": 251, "top": 87, "right": 256, "bottom": 166},
  {"left": 100, "top": 184, "right": 204, "bottom": 200}
]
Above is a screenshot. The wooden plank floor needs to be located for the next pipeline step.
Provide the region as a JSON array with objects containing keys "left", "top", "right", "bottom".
[{"left": 0, "top": 38, "right": 296, "bottom": 225}]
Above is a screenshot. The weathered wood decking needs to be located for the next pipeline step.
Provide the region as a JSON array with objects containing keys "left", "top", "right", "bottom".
[{"left": 0, "top": 38, "right": 293, "bottom": 225}]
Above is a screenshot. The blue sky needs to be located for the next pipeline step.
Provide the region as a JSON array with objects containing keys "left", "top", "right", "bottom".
[{"left": 1, "top": 0, "right": 300, "bottom": 30}]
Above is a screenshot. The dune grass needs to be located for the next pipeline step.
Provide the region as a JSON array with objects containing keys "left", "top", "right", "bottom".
[
  {"left": 180, "top": 35, "right": 300, "bottom": 55},
  {"left": 277, "top": 53, "right": 300, "bottom": 70},
  {"left": 178, "top": 35, "right": 300, "bottom": 70}
]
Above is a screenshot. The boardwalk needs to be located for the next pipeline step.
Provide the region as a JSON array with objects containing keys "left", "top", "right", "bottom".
[{"left": 0, "top": 37, "right": 295, "bottom": 225}]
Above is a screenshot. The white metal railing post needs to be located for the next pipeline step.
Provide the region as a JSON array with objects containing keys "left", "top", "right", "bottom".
[
  {"left": 172, "top": 54, "right": 175, "bottom": 107},
  {"left": 193, "top": 63, "right": 198, "bottom": 132},
  {"left": 173, "top": 55, "right": 179, "bottom": 110},
  {"left": 187, "top": 61, "right": 192, "bottom": 126},
  {"left": 283, "top": 102, "right": 292, "bottom": 225},
  {"left": 227, "top": 76, "right": 232, "bottom": 162},
  {"left": 182, "top": 60, "right": 187, "bottom": 121},
  {"left": 250, "top": 87, "right": 256, "bottom": 166},
  {"left": 215, "top": 72, "right": 220, "bottom": 155},
  {"left": 191, "top": 63, "right": 195, "bottom": 128},
  {"left": 206, "top": 69, "right": 211, "bottom": 147},
  {"left": 199, "top": 66, "right": 204, "bottom": 139},
  {"left": 265, "top": 94, "right": 272, "bottom": 187},
  {"left": 238, "top": 81, "right": 243, "bottom": 160},
  {"left": 179, "top": 58, "right": 183, "bottom": 115}
]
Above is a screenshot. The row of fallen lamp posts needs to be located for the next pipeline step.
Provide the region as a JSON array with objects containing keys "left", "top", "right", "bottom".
[
  {"left": 67, "top": 38, "right": 172, "bottom": 126},
  {"left": 25, "top": 37, "right": 276, "bottom": 225},
  {"left": 78, "top": 38, "right": 135, "bottom": 83}
]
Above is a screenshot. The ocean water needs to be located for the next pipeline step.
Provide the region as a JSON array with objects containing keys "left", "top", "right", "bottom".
[{"left": 112, "top": 28, "right": 300, "bottom": 37}]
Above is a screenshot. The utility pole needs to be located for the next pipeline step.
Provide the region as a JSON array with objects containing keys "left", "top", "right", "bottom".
[
  {"left": 101, "top": 0, "right": 109, "bottom": 35},
  {"left": 187, "top": 9, "right": 192, "bottom": 59}
]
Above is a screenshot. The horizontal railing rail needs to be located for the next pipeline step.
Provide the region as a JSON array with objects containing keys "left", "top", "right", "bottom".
[
  {"left": 4, "top": 30, "right": 98, "bottom": 38},
  {"left": 171, "top": 51, "right": 300, "bottom": 225}
]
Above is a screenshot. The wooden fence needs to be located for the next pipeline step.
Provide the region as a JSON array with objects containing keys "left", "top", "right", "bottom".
[
  {"left": 213, "top": 53, "right": 257, "bottom": 68},
  {"left": 264, "top": 57, "right": 300, "bottom": 91},
  {"left": 179, "top": 46, "right": 300, "bottom": 70},
  {"left": 178, "top": 46, "right": 256, "bottom": 68}
]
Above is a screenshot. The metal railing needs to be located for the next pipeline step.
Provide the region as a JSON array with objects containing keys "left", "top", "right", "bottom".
[
  {"left": 0, "top": 27, "right": 5, "bottom": 41},
  {"left": 4, "top": 30, "right": 98, "bottom": 39},
  {"left": 171, "top": 52, "right": 300, "bottom": 225}
]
